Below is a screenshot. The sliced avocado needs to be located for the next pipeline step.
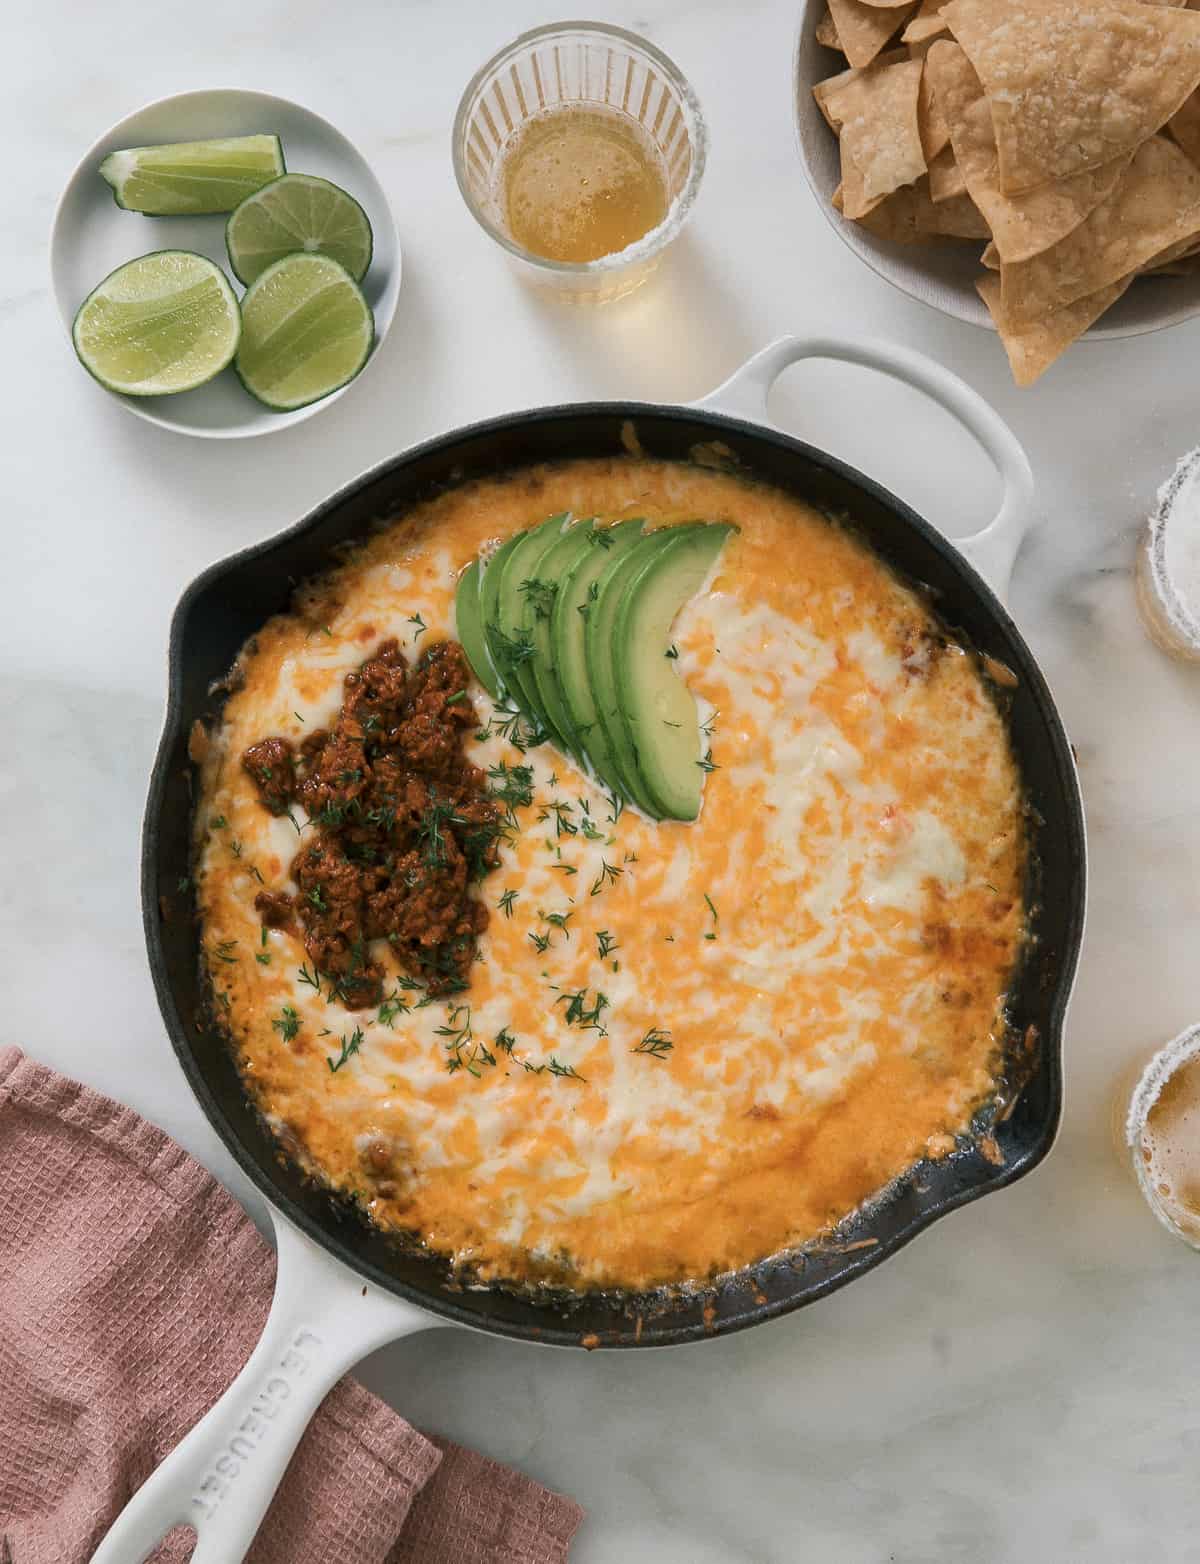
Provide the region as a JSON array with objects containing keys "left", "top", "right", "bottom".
[
  {"left": 587, "top": 526, "right": 703, "bottom": 814},
  {"left": 479, "top": 529, "right": 527, "bottom": 703},
  {"left": 613, "top": 523, "right": 735, "bottom": 820},
  {"left": 453, "top": 558, "right": 500, "bottom": 700},
  {"left": 488, "top": 513, "right": 571, "bottom": 744},
  {"left": 555, "top": 520, "right": 646, "bottom": 799},
  {"left": 525, "top": 519, "right": 597, "bottom": 761}
]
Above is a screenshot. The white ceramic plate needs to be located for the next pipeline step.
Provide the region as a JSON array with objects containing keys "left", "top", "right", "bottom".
[
  {"left": 51, "top": 88, "right": 401, "bottom": 439},
  {"left": 792, "top": 0, "right": 1200, "bottom": 340}
]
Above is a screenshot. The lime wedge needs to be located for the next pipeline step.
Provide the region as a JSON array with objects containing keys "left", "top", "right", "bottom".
[
  {"left": 72, "top": 250, "right": 240, "bottom": 396},
  {"left": 99, "top": 134, "right": 285, "bottom": 215},
  {"left": 226, "top": 173, "right": 373, "bottom": 285},
  {"left": 235, "top": 253, "right": 373, "bottom": 411}
]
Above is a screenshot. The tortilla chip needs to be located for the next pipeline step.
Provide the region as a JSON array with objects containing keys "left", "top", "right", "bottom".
[
  {"left": 815, "top": 7, "right": 843, "bottom": 49},
  {"left": 943, "top": 0, "right": 1200, "bottom": 193},
  {"left": 1168, "top": 88, "right": 1200, "bottom": 165},
  {"left": 850, "top": 176, "right": 989, "bottom": 239},
  {"left": 827, "top": 0, "right": 917, "bottom": 67},
  {"left": 926, "top": 189, "right": 991, "bottom": 237},
  {"left": 1144, "top": 253, "right": 1200, "bottom": 272},
  {"left": 977, "top": 272, "right": 1131, "bottom": 384},
  {"left": 822, "top": 57, "right": 927, "bottom": 218},
  {"left": 999, "top": 135, "right": 1200, "bottom": 322},
  {"left": 981, "top": 241, "right": 1000, "bottom": 268},
  {"left": 813, "top": 48, "right": 908, "bottom": 128},
  {"left": 925, "top": 40, "right": 1135, "bottom": 263},
  {"left": 928, "top": 142, "right": 968, "bottom": 200},
  {"left": 903, "top": 0, "right": 951, "bottom": 43},
  {"left": 915, "top": 54, "right": 952, "bottom": 161},
  {"left": 1138, "top": 233, "right": 1200, "bottom": 271}
]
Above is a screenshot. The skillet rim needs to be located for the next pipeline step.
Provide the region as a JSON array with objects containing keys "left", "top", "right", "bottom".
[{"left": 141, "top": 398, "right": 1085, "bottom": 1347}]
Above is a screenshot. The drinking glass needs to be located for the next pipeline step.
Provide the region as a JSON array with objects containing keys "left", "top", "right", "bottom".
[
  {"left": 1115, "top": 1024, "right": 1200, "bottom": 1250},
  {"left": 452, "top": 21, "right": 707, "bottom": 303}
]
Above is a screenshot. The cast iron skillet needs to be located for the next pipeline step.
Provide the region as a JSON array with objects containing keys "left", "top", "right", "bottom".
[{"left": 102, "top": 338, "right": 1085, "bottom": 1563}]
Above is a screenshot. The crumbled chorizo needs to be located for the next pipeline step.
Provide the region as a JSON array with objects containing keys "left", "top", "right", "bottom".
[
  {"left": 241, "top": 640, "right": 501, "bottom": 1005},
  {"left": 254, "top": 890, "right": 295, "bottom": 930},
  {"left": 241, "top": 736, "right": 296, "bottom": 815}
]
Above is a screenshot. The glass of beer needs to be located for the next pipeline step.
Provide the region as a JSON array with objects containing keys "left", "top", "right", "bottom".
[
  {"left": 1118, "top": 1024, "right": 1200, "bottom": 1249},
  {"left": 453, "top": 21, "right": 707, "bottom": 303}
]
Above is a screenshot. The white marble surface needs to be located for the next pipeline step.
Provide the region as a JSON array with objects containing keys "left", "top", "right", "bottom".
[{"left": 6, "top": 2, "right": 1200, "bottom": 1559}]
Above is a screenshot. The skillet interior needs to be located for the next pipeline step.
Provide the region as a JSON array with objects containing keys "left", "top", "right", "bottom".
[{"left": 142, "top": 404, "right": 1085, "bottom": 1348}]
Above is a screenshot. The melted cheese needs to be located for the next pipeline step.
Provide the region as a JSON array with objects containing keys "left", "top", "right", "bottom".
[{"left": 196, "top": 458, "right": 1025, "bottom": 1290}]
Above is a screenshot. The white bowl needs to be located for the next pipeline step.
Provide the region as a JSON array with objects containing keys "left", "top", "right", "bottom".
[
  {"left": 51, "top": 88, "right": 402, "bottom": 439},
  {"left": 793, "top": 0, "right": 1200, "bottom": 339}
]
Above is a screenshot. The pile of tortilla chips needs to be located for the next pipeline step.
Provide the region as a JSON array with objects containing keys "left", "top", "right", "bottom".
[{"left": 812, "top": 0, "right": 1200, "bottom": 383}]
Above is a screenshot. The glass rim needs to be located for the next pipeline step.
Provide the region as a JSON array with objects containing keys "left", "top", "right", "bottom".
[
  {"left": 1146, "top": 447, "right": 1200, "bottom": 654},
  {"left": 451, "top": 19, "right": 708, "bottom": 276},
  {"left": 1125, "top": 1021, "right": 1200, "bottom": 1248}
]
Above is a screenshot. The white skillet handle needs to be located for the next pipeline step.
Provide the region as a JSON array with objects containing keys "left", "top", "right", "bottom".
[
  {"left": 90, "top": 1212, "right": 433, "bottom": 1564},
  {"left": 693, "top": 336, "right": 1034, "bottom": 604}
]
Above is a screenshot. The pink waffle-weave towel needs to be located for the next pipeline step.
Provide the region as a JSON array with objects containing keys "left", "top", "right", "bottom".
[{"left": 0, "top": 1047, "right": 584, "bottom": 1563}]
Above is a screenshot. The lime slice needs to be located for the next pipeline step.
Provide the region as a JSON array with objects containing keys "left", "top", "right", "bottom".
[
  {"left": 226, "top": 173, "right": 373, "bottom": 285},
  {"left": 235, "top": 253, "right": 373, "bottom": 411},
  {"left": 99, "top": 134, "right": 285, "bottom": 215},
  {"left": 72, "top": 250, "right": 240, "bottom": 396}
]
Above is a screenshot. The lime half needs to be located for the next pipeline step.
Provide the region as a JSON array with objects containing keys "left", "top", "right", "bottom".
[
  {"left": 72, "top": 251, "right": 240, "bottom": 396},
  {"left": 235, "top": 252, "right": 373, "bottom": 411},
  {"left": 99, "top": 134, "right": 284, "bottom": 215},
  {"left": 226, "top": 173, "right": 373, "bottom": 285}
]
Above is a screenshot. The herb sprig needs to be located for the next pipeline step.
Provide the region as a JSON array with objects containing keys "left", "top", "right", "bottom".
[
  {"left": 633, "top": 1026, "right": 673, "bottom": 1060},
  {"left": 377, "top": 987, "right": 412, "bottom": 1027},
  {"left": 556, "top": 987, "right": 609, "bottom": 1034},
  {"left": 273, "top": 1005, "right": 300, "bottom": 1043},
  {"left": 298, "top": 962, "right": 322, "bottom": 993},
  {"left": 476, "top": 697, "right": 545, "bottom": 753},
  {"left": 538, "top": 799, "right": 577, "bottom": 838},
  {"left": 519, "top": 578, "right": 557, "bottom": 619},
  {"left": 436, "top": 1005, "right": 497, "bottom": 1077},
  {"left": 488, "top": 761, "right": 535, "bottom": 812},
  {"left": 590, "top": 858, "right": 622, "bottom": 897},
  {"left": 522, "top": 1055, "right": 587, "bottom": 1082},
  {"left": 327, "top": 1026, "right": 364, "bottom": 1074}
]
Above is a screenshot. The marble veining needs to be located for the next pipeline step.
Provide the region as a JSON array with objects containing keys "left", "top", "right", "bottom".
[{"left": 5, "top": 2, "right": 1200, "bottom": 1558}]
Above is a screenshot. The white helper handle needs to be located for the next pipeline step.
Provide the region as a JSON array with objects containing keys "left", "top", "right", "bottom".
[
  {"left": 692, "top": 336, "right": 1034, "bottom": 604},
  {"left": 90, "top": 1212, "right": 434, "bottom": 1564}
]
